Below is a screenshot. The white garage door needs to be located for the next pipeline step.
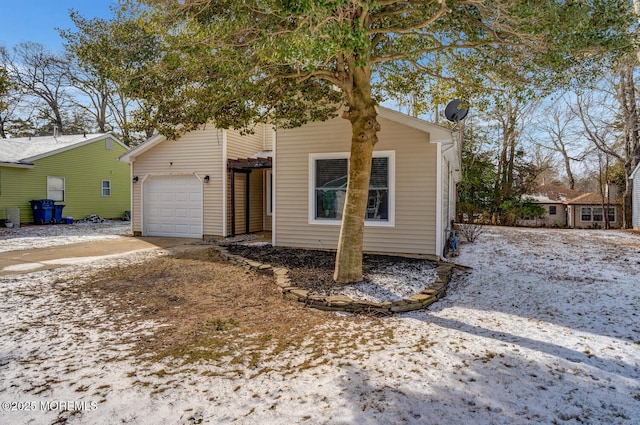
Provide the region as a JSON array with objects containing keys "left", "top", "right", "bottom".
[{"left": 143, "top": 175, "right": 203, "bottom": 238}]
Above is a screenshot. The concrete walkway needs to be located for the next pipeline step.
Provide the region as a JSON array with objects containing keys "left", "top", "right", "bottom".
[{"left": 0, "top": 236, "right": 200, "bottom": 276}]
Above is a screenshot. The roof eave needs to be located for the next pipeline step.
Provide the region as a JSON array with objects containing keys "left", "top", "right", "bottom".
[
  {"left": 22, "top": 133, "right": 125, "bottom": 162},
  {"left": 119, "top": 133, "right": 166, "bottom": 162},
  {"left": 0, "top": 161, "right": 35, "bottom": 168}
]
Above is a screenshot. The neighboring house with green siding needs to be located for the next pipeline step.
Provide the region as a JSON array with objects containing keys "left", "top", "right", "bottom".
[{"left": 0, "top": 133, "right": 130, "bottom": 224}]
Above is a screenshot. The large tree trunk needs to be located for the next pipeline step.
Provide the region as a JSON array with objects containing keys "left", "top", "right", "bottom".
[{"left": 333, "top": 67, "right": 379, "bottom": 283}]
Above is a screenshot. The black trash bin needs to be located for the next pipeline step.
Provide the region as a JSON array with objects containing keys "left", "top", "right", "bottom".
[
  {"left": 30, "top": 199, "right": 55, "bottom": 224},
  {"left": 53, "top": 204, "right": 65, "bottom": 224}
]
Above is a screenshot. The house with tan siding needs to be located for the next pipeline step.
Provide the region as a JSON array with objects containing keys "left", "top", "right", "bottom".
[
  {"left": 119, "top": 106, "right": 459, "bottom": 257},
  {"left": 519, "top": 185, "right": 582, "bottom": 227},
  {"left": 566, "top": 192, "right": 622, "bottom": 229},
  {"left": 521, "top": 184, "right": 623, "bottom": 229}
]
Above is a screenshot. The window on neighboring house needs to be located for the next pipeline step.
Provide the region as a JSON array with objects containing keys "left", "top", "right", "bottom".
[
  {"left": 102, "top": 180, "right": 111, "bottom": 197},
  {"left": 608, "top": 207, "right": 616, "bottom": 222},
  {"left": 310, "top": 151, "right": 394, "bottom": 226},
  {"left": 549, "top": 206, "right": 557, "bottom": 215},
  {"left": 592, "top": 207, "right": 604, "bottom": 222},
  {"left": 47, "top": 176, "right": 65, "bottom": 201},
  {"left": 581, "top": 206, "right": 615, "bottom": 222}
]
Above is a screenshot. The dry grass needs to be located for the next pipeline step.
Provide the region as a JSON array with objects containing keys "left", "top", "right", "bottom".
[{"left": 72, "top": 247, "right": 396, "bottom": 376}]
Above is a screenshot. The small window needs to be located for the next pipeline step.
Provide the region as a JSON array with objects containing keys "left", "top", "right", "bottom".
[
  {"left": 549, "top": 206, "right": 557, "bottom": 215},
  {"left": 581, "top": 207, "right": 592, "bottom": 222},
  {"left": 105, "top": 139, "right": 113, "bottom": 150},
  {"left": 608, "top": 207, "right": 616, "bottom": 222},
  {"left": 102, "top": 180, "right": 111, "bottom": 197},
  {"left": 47, "top": 176, "right": 65, "bottom": 201}
]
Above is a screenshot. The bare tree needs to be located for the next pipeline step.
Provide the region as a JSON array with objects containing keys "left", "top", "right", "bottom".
[
  {"left": 67, "top": 56, "right": 110, "bottom": 133},
  {"left": 532, "top": 98, "right": 588, "bottom": 189},
  {"left": 1, "top": 42, "right": 72, "bottom": 135},
  {"left": 573, "top": 73, "right": 639, "bottom": 228}
]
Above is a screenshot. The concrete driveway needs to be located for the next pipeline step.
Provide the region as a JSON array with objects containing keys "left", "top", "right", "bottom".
[{"left": 0, "top": 236, "right": 200, "bottom": 276}]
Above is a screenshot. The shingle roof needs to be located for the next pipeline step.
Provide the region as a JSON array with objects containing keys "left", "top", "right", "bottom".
[
  {"left": 0, "top": 134, "right": 112, "bottom": 165},
  {"left": 565, "top": 192, "right": 621, "bottom": 205},
  {"left": 527, "top": 185, "right": 584, "bottom": 203}
]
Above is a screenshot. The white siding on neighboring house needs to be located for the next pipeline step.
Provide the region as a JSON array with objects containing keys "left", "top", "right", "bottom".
[
  {"left": 632, "top": 163, "right": 640, "bottom": 229},
  {"left": 275, "top": 114, "right": 440, "bottom": 256}
]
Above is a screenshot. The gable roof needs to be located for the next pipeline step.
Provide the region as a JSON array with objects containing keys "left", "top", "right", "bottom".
[
  {"left": 119, "top": 106, "right": 455, "bottom": 163},
  {"left": 527, "top": 185, "right": 584, "bottom": 203},
  {"left": 375, "top": 105, "right": 454, "bottom": 142},
  {"left": 0, "top": 133, "right": 126, "bottom": 167},
  {"left": 565, "top": 192, "right": 621, "bottom": 205}
]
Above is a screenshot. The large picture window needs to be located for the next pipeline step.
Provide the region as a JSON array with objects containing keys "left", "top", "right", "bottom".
[
  {"left": 581, "top": 206, "right": 616, "bottom": 222},
  {"left": 47, "top": 176, "right": 65, "bottom": 201},
  {"left": 310, "top": 151, "right": 394, "bottom": 226}
]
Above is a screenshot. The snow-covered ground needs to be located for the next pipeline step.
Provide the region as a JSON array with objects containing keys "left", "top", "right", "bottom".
[
  {"left": 1, "top": 224, "right": 639, "bottom": 424},
  {"left": 0, "top": 221, "right": 132, "bottom": 253}
]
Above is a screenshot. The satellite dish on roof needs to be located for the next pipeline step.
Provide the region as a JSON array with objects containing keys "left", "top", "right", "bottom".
[{"left": 444, "top": 99, "right": 469, "bottom": 123}]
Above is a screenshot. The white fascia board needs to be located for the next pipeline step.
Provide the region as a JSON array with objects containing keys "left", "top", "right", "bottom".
[{"left": 119, "top": 133, "right": 166, "bottom": 162}]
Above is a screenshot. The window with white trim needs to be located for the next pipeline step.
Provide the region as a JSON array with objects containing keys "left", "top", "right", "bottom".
[
  {"left": 47, "top": 176, "right": 65, "bottom": 201},
  {"left": 102, "top": 180, "right": 111, "bottom": 197},
  {"left": 581, "top": 206, "right": 616, "bottom": 222},
  {"left": 310, "top": 151, "right": 394, "bottom": 226}
]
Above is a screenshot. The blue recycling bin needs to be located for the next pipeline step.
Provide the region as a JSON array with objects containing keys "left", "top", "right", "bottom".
[
  {"left": 30, "top": 199, "right": 55, "bottom": 224},
  {"left": 53, "top": 204, "right": 65, "bottom": 224}
]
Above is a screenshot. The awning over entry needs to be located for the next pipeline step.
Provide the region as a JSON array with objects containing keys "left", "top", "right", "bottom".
[
  {"left": 227, "top": 155, "right": 272, "bottom": 171},
  {"left": 227, "top": 153, "right": 272, "bottom": 236}
]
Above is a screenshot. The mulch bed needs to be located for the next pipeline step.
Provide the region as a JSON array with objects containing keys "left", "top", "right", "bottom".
[{"left": 223, "top": 243, "right": 438, "bottom": 293}]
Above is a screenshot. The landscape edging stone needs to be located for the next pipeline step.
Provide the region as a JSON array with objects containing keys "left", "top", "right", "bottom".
[{"left": 214, "top": 245, "right": 454, "bottom": 315}]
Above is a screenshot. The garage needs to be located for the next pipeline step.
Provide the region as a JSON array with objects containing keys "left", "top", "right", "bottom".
[{"left": 143, "top": 175, "right": 203, "bottom": 238}]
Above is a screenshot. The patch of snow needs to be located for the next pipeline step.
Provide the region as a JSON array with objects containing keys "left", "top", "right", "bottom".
[
  {"left": 315, "top": 262, "right": 437, "bottom": 302},
  {"left": 0, "top": 221, "right": 131, "bottom": 253},
  {"left": 1, "top": 225, "right": 639, "bottom": 424}
]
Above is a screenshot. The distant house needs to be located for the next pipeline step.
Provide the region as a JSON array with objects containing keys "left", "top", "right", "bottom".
[
  {"left": 521, "top": 184, "right": 622, "bottom": 229},
  {"left": 0, "top": 133, "right": 130, "bottom": 224},
  {"left": 520, "top": 185, "right": 583, "bottom": 227},
  {"left": 119, "top": 106, "right": 460, "bottom": 258},
  {"left": 632, "top": 163, "right": 640, "bottom": 230},
  {"left": 565, "top": 192, "right": 622, "bottom": 229}
]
